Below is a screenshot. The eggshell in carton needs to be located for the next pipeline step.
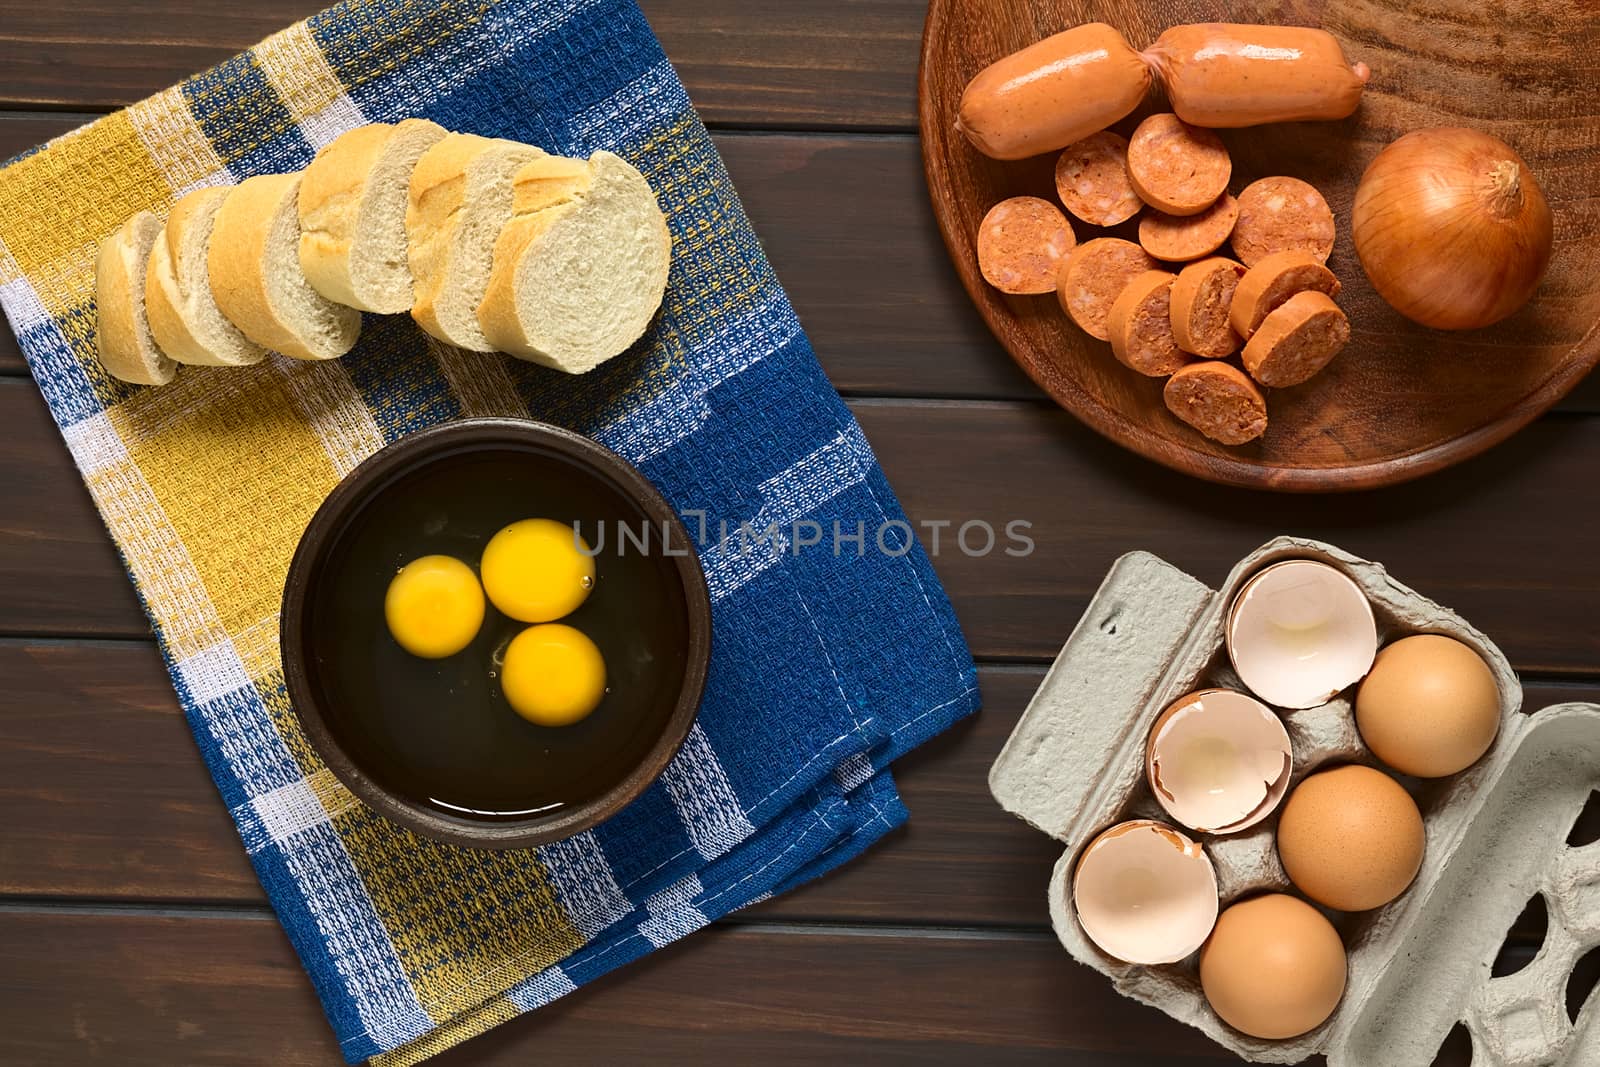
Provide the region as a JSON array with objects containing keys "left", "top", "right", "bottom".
[{"left": 991, "top": 536, "right": 1600, "bottom": 1066}]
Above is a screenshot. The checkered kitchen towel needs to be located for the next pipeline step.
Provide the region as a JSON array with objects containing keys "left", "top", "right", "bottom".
[{"left": 0, "top": 0, "right": 979, "bottom": 1062}]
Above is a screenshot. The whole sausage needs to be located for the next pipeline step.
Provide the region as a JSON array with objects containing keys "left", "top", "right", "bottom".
[
  {"left": 1164, "top": 361, "right": 1268, "bottom": 445},
  {"left": 1242, "top": 289, "right": 1351, "bottom": 387},
  {"left": 958, "top": 24, "right": 1153, "bottom": 161},
  {"left": 1144, "top": 24, "right": 1370, "bottom": 128},
  {"left": 1107, "top": 270, "right": 1192, "bottom": 377}
]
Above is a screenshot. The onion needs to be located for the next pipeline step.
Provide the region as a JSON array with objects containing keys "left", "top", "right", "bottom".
[{"left": 1352, "top": 127, "right": 1553, "bottom": 331}]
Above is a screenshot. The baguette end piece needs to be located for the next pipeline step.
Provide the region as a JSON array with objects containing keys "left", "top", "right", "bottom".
[{"left": 96, "top": 210, "right": 178, "bottom": 386}]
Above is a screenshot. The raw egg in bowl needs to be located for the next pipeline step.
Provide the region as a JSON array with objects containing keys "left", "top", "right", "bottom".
[{"left": 280, "top": 418, "right": 710, "bottom": 849}]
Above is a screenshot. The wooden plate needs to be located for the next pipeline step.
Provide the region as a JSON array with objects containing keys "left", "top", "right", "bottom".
[{"left": 919, "top": 0, "right": 1600, "bottom": 491}]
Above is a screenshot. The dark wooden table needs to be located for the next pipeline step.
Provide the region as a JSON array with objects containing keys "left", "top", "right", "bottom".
[{"left": 1, "top": 2, "right": 1595, "bottom": 1063}]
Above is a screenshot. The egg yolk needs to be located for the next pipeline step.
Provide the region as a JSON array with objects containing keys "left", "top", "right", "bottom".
[
  {"left": 384, "top": 555, "right": 486, "bottom": 658},
  {"left": 501, "top": 623, "right": 606, "bottom": 726},
  {"left": 480, "top": 518, "right": 596, "bottom": 623}
]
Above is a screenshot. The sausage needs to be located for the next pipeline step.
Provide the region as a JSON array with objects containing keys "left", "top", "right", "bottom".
[
  {"left": 957, "top": 24, "right": 1153, "bottom": 161},
  {"left": 1107, "top": 270, "right": 1192, "bottom": 377},
  {"left": 1139, "top": 194, "right": 1239, "bottom": 262},
  {"left": 1242, "top": 290, "right": 1350, "bottom": 387},
  {"left": 1232, "top": 177, "right": 1336, "bottom": 267},
  {"left": 1164, "top": 361, "right": 1268, "bottom": 445},
  {"left": 1126, "top": 114, "right": 1232, "bottom": 217},
  {"left": 1144, "top": 24, "right": 1370, "bottom": 128},
  {"left": 1055, "top": 132, "right": 1144, "bottom": 227},
  {"left": 1170, "top": 257, "right": 1246, "bottom": 358},
  {"left": 1057, "top": 238, "right": 1159, "bottom": 340},
  {"left": 1230, "top": 251, "right": 1341, "bottom": 338},
  {"left": 976, "top": 196, "right": 1077, "bottom": 295}
]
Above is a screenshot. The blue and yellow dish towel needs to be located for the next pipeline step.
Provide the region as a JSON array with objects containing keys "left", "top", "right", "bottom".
[{"left": 0, "top": 0, "right": 979, "bottom": 1061}]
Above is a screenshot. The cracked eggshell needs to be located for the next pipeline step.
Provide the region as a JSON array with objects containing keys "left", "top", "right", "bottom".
[
  {"left": 1073, "top": 820, "right": 1219, "bottom": 965},
  {"left": 1227, "top": 560, "right": 1378, "bottom": 710},
  {"left": 1146, "top": 689, "right": 1293, "bottom": 834}
]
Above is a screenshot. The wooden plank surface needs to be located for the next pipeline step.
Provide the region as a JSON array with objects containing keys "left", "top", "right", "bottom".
[
  {"left": 0, "top": 908, "right": 1241, "bottom": 1065},
  {"left": 5, "top": 377, "right": 1599, "bottom": 675},
  {"left": 4, "top": 635, "right": 1594, "bottom": 930},
  {"left": 0, "top": 0, "right": 924, "bottom": 128}
]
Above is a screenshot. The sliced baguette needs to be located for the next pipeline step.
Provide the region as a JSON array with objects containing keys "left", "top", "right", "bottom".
[
  {"left": 477, "top": 151, "right": 671, "bottom": 373},
  {"left": 208, "top": 173, "right": 361, "bottom": 361},
  {"left": 145, "top": 188, "right": 268, "bottom": 368},
  {"left": 96, "top": 211, "right": 178, "bottom": 386},
  {"left": 407, "top": 133, "right": 545, "bottom": 351},
  {"left": 299, "top": 118, "right": 447, "bottom": 314}
]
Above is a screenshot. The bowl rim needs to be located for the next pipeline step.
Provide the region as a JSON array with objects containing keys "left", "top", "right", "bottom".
[{"left": 279, "top": 416, "right": 711, "bottom": 850}]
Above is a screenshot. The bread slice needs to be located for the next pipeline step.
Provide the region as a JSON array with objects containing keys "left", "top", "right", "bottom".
[
  {"left": 477, "top": 151, "right": 671, "bottom": 373},
  {"left": 407, "top": 133, "right": 545, "bottom": 351},
  {"left": 145, "top": 188, "right": 268, "bottom": 368},
  {"left": 299, "top": 118, "right": 447, "bottom": 314},
  {"left": 96, "top": 211, "right": 178, "bottom": 386},
  {"left": 209, "top": 173, "right": 361, "bottom": 361}
]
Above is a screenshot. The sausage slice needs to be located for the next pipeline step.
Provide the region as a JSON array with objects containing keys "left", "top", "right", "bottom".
[
  {"left": 1055, "top": 131, "right": 1144, "bottom": 227},
  {"left": 977, "top": 196, "right": 1077, "bottom": 295},
  {"left": 1107, "top": 270, "right": 1192, "bottom": 377},
  {"left": 1171, "top": 257, "right": 1246, "bottom": 358},
  {"left": 1230, "top": 251, "right": 1342, "bottom": 339},
  {"left": 1232, "top": 177, "right": 1337, "bottom": 267},
  {"left": 1164, "top": 361, "right": 1268, "bottom": 445},
  {"left": 1057, "top": 238, "right": 1159, "bottom": 340},
  {"left": 1242, "top": 290, "right": 1351, "bottom": 387},
  {"left": 1127, "top": 114, "right": 1232, "bottom": 217},
  {"left": 1139, "top": 194, "right": 1240, "bottom": 263}
]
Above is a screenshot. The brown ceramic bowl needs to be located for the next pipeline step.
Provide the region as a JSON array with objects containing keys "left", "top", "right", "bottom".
[{"left": 280, "top": 418, "right": 710, "bottom": 849}]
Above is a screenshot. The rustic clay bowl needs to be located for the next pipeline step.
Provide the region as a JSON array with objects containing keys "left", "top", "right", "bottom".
[{"left": 280, "top": 418, "right": 711, "bottom": 849}]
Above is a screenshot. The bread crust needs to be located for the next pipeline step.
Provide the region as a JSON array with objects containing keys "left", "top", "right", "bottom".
[
  {"left": 144, "top": 187, "right": 266, "bottom": 368},
  {"left": 299, "top": 119, "right": 446, "bottom": 312}
]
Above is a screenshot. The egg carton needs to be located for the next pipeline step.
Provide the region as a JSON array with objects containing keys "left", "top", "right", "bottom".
[{"left": 990, "top": 536, "right": 1600, "bottom": 1066}]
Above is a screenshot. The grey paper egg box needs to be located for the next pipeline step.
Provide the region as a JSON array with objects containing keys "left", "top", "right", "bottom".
[{"left": 989, "top": 536, "right": 1600, "bottom": 1066}]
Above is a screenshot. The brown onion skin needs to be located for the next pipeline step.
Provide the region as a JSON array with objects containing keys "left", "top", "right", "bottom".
[{"left": 1352, "top": 127, "right": 1553, "bottom": 331}]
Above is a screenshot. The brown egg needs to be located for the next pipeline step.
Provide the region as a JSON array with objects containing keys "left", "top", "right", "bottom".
[
  {"left": 1277, "top": 765, "right": 1425, "bottom": 911},
  {"left": 1356, "top": 634, "right": 1501, "bottom": 778},
  {"left": 1200, "top": 893, "right": 1347, "bottom": 1039}
]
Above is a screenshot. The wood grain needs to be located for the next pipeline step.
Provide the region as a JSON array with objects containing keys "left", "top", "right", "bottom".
[
  {"left": 0, "top": 908, "right": 1244, "bottom": 1065},
  {"left": 0, "top": 0, "right": 925, "bottom": 129},
  {"left": 4, "top": 634, "right": 1596, "bottom": 929},
  {"left": 6, "top": 378, "right": 1599, "bottom": 673},
  {"left": 920, "top": 0, "right": 1600, "bottom": 489}
]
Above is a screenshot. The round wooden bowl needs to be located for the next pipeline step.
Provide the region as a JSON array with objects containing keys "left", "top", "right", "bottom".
[{"left": 919, "top": 0, "right": 1600, "bottom": 491}]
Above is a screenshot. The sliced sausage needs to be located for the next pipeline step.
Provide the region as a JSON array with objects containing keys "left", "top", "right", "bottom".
[
  {"left": 958, "top": 24, "right": 1153, "bottom": 161},
  {"left": 1107, "top": 270, "right": 1192, "bottom": 377},
  {"left": 1170, "top": 257, "right": 1246, "bottom": 358},
  {"left": 1230, "top": 251, "right": 1342, "bottom": 339},
  {"left": 1232, "top": 177, "right": 1336, "bottom": 267},
  {"left": 1126, "top": 114, "right": 1232, "bottom": 217},
  {"left": 1164, "top": 361, "right": 1268, "bottom": 445},
  {"left": 1242, "top": 290, "right": 1351, "bottom": 387},
  {"left": 1057, "top": 238, "right": 1159, "bottom": 341},
  {"left": 1144, "top": 24, "right": 1370, "bottom": 128},
  {"left": 1055, "top": 131, "right": 1144, "bottom": 227},
  {"left": 1139, "top": 194, "right": 1239, "bottom": 262},
  {"left": 977, "top": 197, "right": 1077, "bottom": 295}
]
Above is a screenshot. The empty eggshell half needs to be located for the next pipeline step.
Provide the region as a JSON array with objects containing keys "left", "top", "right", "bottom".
[
  {"left": 1146, "top": 689, "right": 1293, "bottom": 833},
  {"left": 1073, "top": 820, "right": 1219, "bottom": 965},
  {"left": 1227, "top": 560, "right": 1378, "bottom": 710}
]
